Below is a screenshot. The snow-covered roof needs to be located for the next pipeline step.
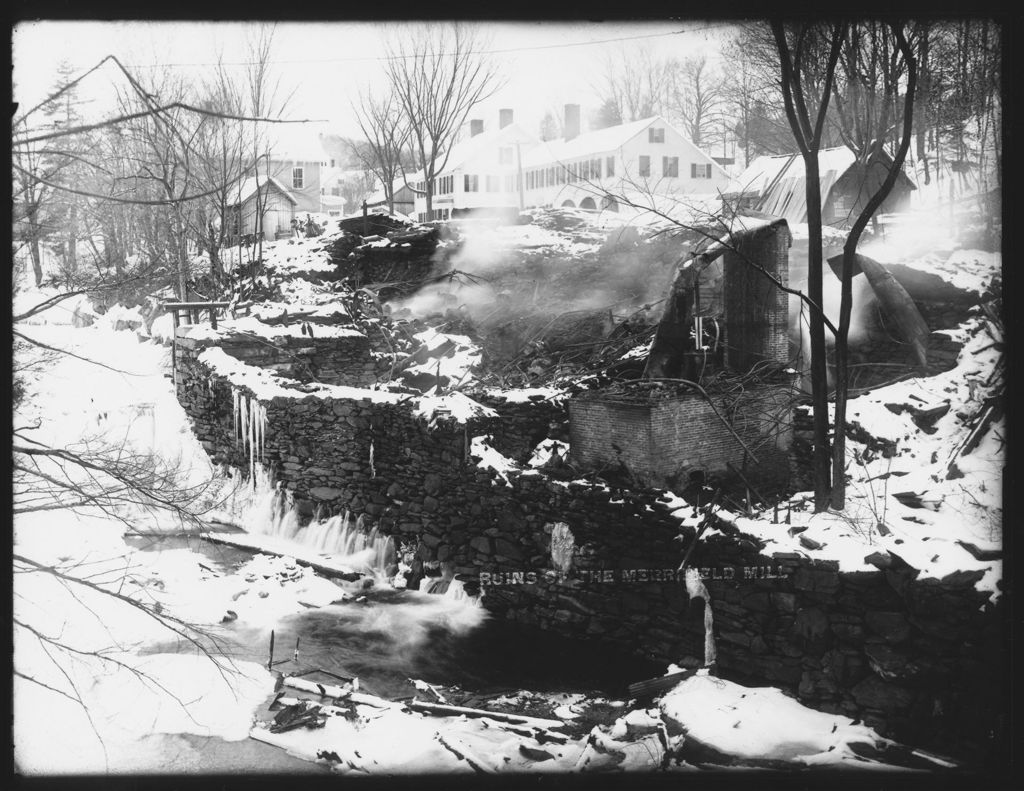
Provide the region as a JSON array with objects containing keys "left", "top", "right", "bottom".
[
  {"left": 366, "top": 178, "right": 416, "bottom": 206},
  {"left": 521, "top": 116, "right": 656, "bottom": 168},
  {"left": 722, "top": 146, "right": 915, "bottom": 224},
  {"left": 226, "top": 174, "right": 297, "bottom": 206}
]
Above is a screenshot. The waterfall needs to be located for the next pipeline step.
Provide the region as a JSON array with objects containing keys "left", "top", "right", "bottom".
[
  {"left": 684, "top": 567, "right": 717, "bottom": 667},
  {"left": 418, "top": 572, "right": 473, "bottom": 602}
]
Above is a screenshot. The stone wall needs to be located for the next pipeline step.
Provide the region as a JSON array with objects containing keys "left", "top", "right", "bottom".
[
  {"left": 471, "top": 391, "right": 568, "bottom": 463},
  {"left": 174, "top": 328, "right": 1003, "bottom": 762},
  {"left": 175, "top": 326, "right": 391, "bottom": 388}
]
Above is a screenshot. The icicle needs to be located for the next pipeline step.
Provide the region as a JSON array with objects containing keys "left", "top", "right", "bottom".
[
  {"left": 231, "top": 387, "right": 238, "bottom": 444},
  {"left": 369, "top": 439, "right": 376, "bottom": 479},
  {"left": 684, "top": 567, "right": 717, "bottom": 667}
]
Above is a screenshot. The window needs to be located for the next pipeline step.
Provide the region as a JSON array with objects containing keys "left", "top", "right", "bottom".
[
  {"left": 331, "top": 187, "right": 341, "bottom": 197},
  {"left": 464, "top": 174, "right": 479, "bottom": 192},
  {"left": 499, "top": 147, "right": 513, "bottom": 165},
  {"left": 581, "top": 160, "right": 590, "bottom": 180},
  {"left": 330, "top": 158, "right": 336, "bottom": 168},
  {"left": 606, "top": 156, "right": 615, "bottom": 177},
  {"left": 486, "top": 175, "right": 500, "bottom": 192},
  {"left": 833, "top": 195, "right": 848, "bottom": 212},
  {"left": 292, "top": 167, "right": 304, "bottom": 189},
  {"left": 690, "top": 163, "right": 712, "bottom": 179},
  {"left": 649, "top": 127, "right": 665, "bottom": 143},
  {"left": 505, "top": 174, "right": 515, "bottom": 192},
  {"left": 592, "top": 159, "right": 601, "bottom": 179},
  {"left": 638, "top": 156, "right": 651, "bottom": 178},
  {"left": 663, "top": 157, "right": 679, "bottom": 177}
]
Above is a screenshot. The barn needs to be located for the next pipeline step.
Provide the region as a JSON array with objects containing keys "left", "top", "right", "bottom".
[
  {"left": 224, "top": 174, "right": 298, "bottom": 242},
  {"left": 722, "top": 146, "right": 915, "bottom": 228}
]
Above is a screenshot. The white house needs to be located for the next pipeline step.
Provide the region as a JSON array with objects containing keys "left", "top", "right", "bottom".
[
  {"left": 410, "top": 110, "right": 537, "bottom": 222},
  {"left": 410, "top": 107, "right": 731, "bottom": 222}
]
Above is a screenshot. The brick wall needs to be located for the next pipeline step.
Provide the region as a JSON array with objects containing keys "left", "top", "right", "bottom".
[
  {"left": 723, "top": 223, "right": 791, "bottom": 371},
  {"left": 568, "top": 382, "right": 794, "bottom": 491}
]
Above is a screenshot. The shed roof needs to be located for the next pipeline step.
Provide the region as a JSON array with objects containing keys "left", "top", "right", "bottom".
[
  {"left": 723, "top": 146, "right": 915, "bottom": 224},
  {"left": 226, "top": 174, "right": 297, "bottom": 206}
]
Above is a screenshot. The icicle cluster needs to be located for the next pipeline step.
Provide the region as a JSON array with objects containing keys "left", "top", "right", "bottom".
[
  {"left": 233, "top": 388, "right": 268, "bottom": 482},
  {"left": 685, "top": 567, "right": 717, "bottom": 667}
]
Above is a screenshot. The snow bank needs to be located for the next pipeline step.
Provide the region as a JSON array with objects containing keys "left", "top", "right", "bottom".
[{"left": 660, "top": 673, "right": 891, "bottom": 767}]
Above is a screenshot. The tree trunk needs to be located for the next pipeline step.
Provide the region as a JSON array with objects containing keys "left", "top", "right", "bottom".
[
  {"left": 803, "top": 152, "right": 833, "bottom": 511},
  {"left": 30, "top": 236, "right": 43, "bottom": 287}
]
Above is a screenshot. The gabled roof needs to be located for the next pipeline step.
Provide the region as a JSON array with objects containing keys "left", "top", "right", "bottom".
[
  {"left": 439, "top": 122, "right": 536, "bottom": 173},
  {"left": 519, "top": 115, "right": 724, "bottom": 172},
  {"left": 365, "top": 178, "right": 416, "bottom": 206},
  {"left": 226, "top": 174, "right": 297, "bottom": 206},
  {"left": 723, "top": 146, "right": 915, "bottom": 224}
]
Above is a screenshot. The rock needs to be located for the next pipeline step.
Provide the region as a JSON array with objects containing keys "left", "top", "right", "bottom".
[
  {"left": 850, "top": 676, "right": 914, "bottom": 713},
  {"left": 793, "top": 607, "right": 829, "bottom": 641},
  {"left": 469, "top": 536, "right": 492, "bottom": 554},
  {"left": 423, "top": 473, "right": 442, "bottom": 495},
  {"left": 309, "top": 486, "right": 345, "bottom": 500},
  {"left": 865, "top": 611, "right": 912, "bottom": 644}
]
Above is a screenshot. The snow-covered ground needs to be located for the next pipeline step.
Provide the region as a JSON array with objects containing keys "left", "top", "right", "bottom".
[{"left": 12, "top": 232, "right": 1000, "bottom": 774}]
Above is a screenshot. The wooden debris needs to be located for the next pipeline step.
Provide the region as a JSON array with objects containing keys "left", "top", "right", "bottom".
[
  {"left": 284, "top": 676, "right": 356, "bottom": 699},
  {"left": 627, "top": 668, "right": 698, "bottom": 700},
  {"left": 269, "top": 700, "right": 328, "bottom": 733},
  {"left": 406, "top": 699, "right": 565, "bottom": 730},
  {"left": 955, "top": 540, "right": 1002, "bottom": 561},
  {"left": 436, "top": 732, "right": 495, "bottom": 773}
]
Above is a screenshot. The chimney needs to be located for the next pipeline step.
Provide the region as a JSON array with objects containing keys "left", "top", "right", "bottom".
[
  {"left": 499, "top": 108, "right": 514, "bottom": 129},
  {"left": 470, "top": 119, "right": 484, "bottom": 137},
  {"left": 564, "top": 104, "right": 581, "bottom": 142}
]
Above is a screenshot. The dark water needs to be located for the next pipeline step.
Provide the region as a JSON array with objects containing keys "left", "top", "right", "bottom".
[
  {"left": 131, "top": 534, "right": 659, "bottom": 700},
  {"left": 229, "top": 588, "right": 660, "bottom": 700}
]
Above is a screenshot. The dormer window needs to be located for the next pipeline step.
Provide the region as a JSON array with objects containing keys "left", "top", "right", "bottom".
[
  {"left": 648, "top": 127, "right": 665, "bottom": 143},
  {"left": 499, "top": 147, "right": 513, "bottom": 165}
]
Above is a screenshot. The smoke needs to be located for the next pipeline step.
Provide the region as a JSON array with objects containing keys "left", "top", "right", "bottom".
[{"left": 392, "top": 222, "right": 677, "bottom": 335}]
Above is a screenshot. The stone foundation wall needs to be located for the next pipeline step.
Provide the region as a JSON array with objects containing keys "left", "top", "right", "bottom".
[
  {"left": 174, "top": 331, "right": 1003, "bottom": 762},
  {"left": 175, "top": 327, "right": 391, "bottom": 388},
  {"left": 568, "top": 383, "right": 793, "bottom": 491}
]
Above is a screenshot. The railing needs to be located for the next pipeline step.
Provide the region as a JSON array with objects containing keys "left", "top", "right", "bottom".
[{"left": 163, "top": 300, "right": 231, "bottom": 331}]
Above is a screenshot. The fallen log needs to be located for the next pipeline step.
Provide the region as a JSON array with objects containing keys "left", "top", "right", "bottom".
[
  {"left": 406, "top": 699, "right": 565, "bottom": 730},
  {"left": 628, "top": 668, "right": 698, "bottom": 700},
  {"left": 284, "top": 676, "right": 357, "bottom": 699},
  {"left": 199, "top": 530, "right": 364, "bottom": 583}
]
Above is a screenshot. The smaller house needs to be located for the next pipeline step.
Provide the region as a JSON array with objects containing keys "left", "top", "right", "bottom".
[
  {"left": 722, "top": 146, "right": 915, "bottom": 227},
  {"left": 365, "top": 178, "right": 417, "bottom": 217},
  {"left": 224, "top": 175, "right": 297, "bottom": 241}
]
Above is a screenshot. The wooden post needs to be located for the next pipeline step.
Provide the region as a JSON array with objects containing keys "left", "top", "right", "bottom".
[
  {"left": 362, "top": 200, "right": 368, "bottom": 236},
  {"left": 268, "top": 629, "right": 275, "bottom": 671},
  {"left": 210, "top": 306, "right": 218, "bottom": 330}
]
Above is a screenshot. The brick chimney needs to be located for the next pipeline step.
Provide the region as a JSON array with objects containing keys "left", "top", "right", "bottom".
[
  {"left": 564, "top": 104, "right": 581, "bottom": 141},
  {"left": 470, "top": 119, "right": 484, "bottom": 137},
  {"left": 499, "top": 108, "right": 513, "bottom": 129}
]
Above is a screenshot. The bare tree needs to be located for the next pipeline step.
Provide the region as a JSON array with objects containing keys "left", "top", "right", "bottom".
[
  {"left": 350, "top": 89, "right": 412, "bottom": 214},
  {"left": 772, "top": 21, "right": 845, "bottom": 512},
  {"left": 668, "top": 55, "right": 725, "bottom": 149},
  {"left": 828, "top": 22, "right": 918, "bottom": 509},
  {"left": 384, "top": 23, "right": 503, "bottom": 217},
  {"left": 595, "top": 46, "right": 673, "bottom": 124}
]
